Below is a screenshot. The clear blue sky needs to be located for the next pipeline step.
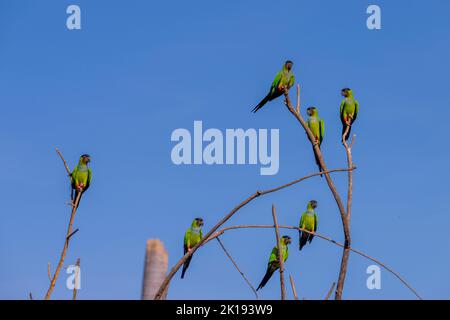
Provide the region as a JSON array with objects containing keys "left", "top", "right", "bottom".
[{"left": 1, "top": 0, "right": 449, "bottom": 300}]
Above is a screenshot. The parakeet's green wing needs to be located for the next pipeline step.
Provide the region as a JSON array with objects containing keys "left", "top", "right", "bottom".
[
  {"left": 271, "top": 71, "right": 282, "bottom": 91},
  {"left": 319, "top": 119, "right": 324, "bottom": 145},
  {"left": 288, "top": 74, "right": 295, "bottom": 88},
  {"left": 184, "top": 228, "right": 192, "bottom": 248},
  {"left": 314, "top": 213, "right": 318, "bottom": 231},
  {"left": 339, "top": 100, "right": 346, "bottom": 123},
  {"left": 269, "top": 247, "right": 278, "bottom": 264},
  {"left": 71, "top": 166, "right": 79, "bottom": 187},
  {"left": 300, "top": 212, "right": 305, "bottom": 228},
  {"left": 353, "top": 100, "right": 360, "bottom": 121},
  {"left": 84, "top": 168, "right": 92, "bottom": 191}
]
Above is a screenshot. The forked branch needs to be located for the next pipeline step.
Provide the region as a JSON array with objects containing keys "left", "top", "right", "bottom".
[
  {"left": 44, "top": 149, "right": 80, "bottom": 300},
  {"left": 284, "top": 85, "right": 352, "bottom": 299},
  {"left": 271, "top": 204, "right": 285, "bottom": 300},
  {"left": 153, "top": 167, "right": 353, "bottom": 299},
  {"left": 205, "top": 224, "right": 422, "bottom": 300}
]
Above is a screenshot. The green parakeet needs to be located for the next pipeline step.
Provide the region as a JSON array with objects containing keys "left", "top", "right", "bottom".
[
  {"left": 306, "top": 107, "right": 325, "bottom": 174},
  {"left": 252, "top": 60, "right": 295, "bottom": 113},
  {"left": 70, "top": 154, "right": 92, "bottom": 208},
  {"left": 181, "top": 217, "right": 204, "bottom": 279},
  {"left": 256, "top": 235, "right": 292, "bottom": 291},
  {"left": 299, "top": 200, "right": 318, "bottom": 251},
  {"left": 340, "top": 88, "right": 359, "bottom": 141}
]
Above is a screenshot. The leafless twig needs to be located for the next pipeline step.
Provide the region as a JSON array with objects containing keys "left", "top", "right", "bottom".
[
  {"left": 72, "top": 258, "right": 80, "bottom": 300},
  {"left": 47, "top": 263, "right": 52, "bottom": 282},
  {"left": 289, "top": 274, "right": 299, "bottom": 300},
  {"left": 216, "top": 237, "right": 258, "bottom": 299},
  {"left": 56, "top": 148, "right": 71, "bottom": 176},
  {"left": 44, "top": 149, "right": 80, "bottom": 300},
  {"left": 325, "top": 282, "right": 336, "bottom": 300},
  {"left": 271, "top": 204, "right": 285, "bottom": 300},
  {"left": 67, "top": 228, "right": 79, "bottom": 241},
  {"left": 335, "top": 126, "right": 356, "bottom": 299}
]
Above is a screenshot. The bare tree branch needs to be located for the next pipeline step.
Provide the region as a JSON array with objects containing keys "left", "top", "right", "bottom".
[
  {"left": 44, "top": 149, "right": 80, "bottom": 300},
  {"left": 153, "top": 167, "right": 353, "bottom": 299},
  {"left": 47, "top": 263, "right": 52, "bottom": 282},
  {"left": 72, "top": 258, "right": 80, "bottom": 300},
  {"left": 271, "top": 204, "right": 285, "bottom": 300},
  {"left": 325, "top": 282, "right": 336, "bottom": 300},
  {"left": 284, "top": 85, "right": 351, "bottom": 299},
  {"left": 216, "top": 237, "right": 258, "bottom": 299},
  {"left": 205, "top": 224, "right": 422, "bottom": 300},
  {"left": 67, "top": 228, "right": 79, "bottom": 241},
  {"left": 289, "top": 274, "right": 299, "bottom": 300},
  {"left": 284, "top": 85, "right": 350, "bottom": 244},
  {"left": 56, "top": 148, "right": 71, "bottom": 176},
  {"left": 335, "top": 125, "right": 356, "bottom": 299}
]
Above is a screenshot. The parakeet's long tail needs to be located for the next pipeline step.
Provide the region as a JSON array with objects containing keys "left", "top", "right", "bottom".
[
  {"left": 299, "top": 231, "right": 310, "bottom": 251},
  {"left": 252, "top": 90, "right": 283, "bottom": 113},
  {"left": 181, "top": 255, "right": 193, "bottom": 279},
  {"left": 256, "top": 265, "right": 276, "bottom": 291},
  {"left": 252, "top": 93, "right": 271, "bottom": 113}
]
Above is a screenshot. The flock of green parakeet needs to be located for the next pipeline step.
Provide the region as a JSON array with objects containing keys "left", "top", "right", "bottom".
[
  {"left": 66, "top": 60, "right": 360, "bottom": 293},
  {"left": 182, "top": 60, "right": 360, "bottom": 291},
  {"left": 181, "top": 202, "right": 318, "bottom": 291}
]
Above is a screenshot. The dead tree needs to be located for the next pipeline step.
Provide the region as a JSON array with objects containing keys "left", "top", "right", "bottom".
[
  {"left": 154, "top": 86, "right": 421, "bottom": 300},
  {"left": 44, "top": 149, "right": 81, "bottom": 300},
  {"left": 153, "top": 168, "right": 352, "bottom": 299}
]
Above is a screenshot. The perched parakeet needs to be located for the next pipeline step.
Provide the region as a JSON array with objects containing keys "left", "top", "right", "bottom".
[
  {"left": 252, "top": 60, "right": 295, "bottom": 113},
  {"left": 256, "top": 235, "right": 292, "bottom": 291},
  {"left": 70, "top": 154, "right": 92, "bottom": 208},
  {"left": 299, "top": 200, "right": 318, "bottom": 251},
  {"left": 181, "top": 217, "right": 204, "bottom": 279},
  {"left": 339, "top": 88, "right": 359, "bottom": 141},
  {"left": 306, "top": 107, "right": 325, "bottom": 174}
]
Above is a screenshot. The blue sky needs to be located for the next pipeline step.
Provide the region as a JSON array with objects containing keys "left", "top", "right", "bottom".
[{"left": 1, "top": 0, "right": 449, "bottom": 299}]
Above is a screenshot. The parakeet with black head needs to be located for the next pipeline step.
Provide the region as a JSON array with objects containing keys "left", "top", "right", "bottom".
[
  {"left": 181, "top": 217, "right": 204, "bottom": 279},
  {"left": 299, "top": 200, "right": 318, "bottom": 251},
  {"left": 306, "top": 107, "right": 325, "bottom": 174},
  {"left": 340, "top": 88, "right": 359, "bottom": 141},
  {"left": 256, "top": 235, "right": 291, "bottom": 291},
  {"left": 252, "top": 60, "right": 295, "bottom": 113},
  {"left": 70, "top": 154, "right": 92, "bottom": 208}
]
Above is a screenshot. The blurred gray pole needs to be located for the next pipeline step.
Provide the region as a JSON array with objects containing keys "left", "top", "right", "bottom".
[{"left": 141, "top": 239, "right": 169, "bottom": 300}]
